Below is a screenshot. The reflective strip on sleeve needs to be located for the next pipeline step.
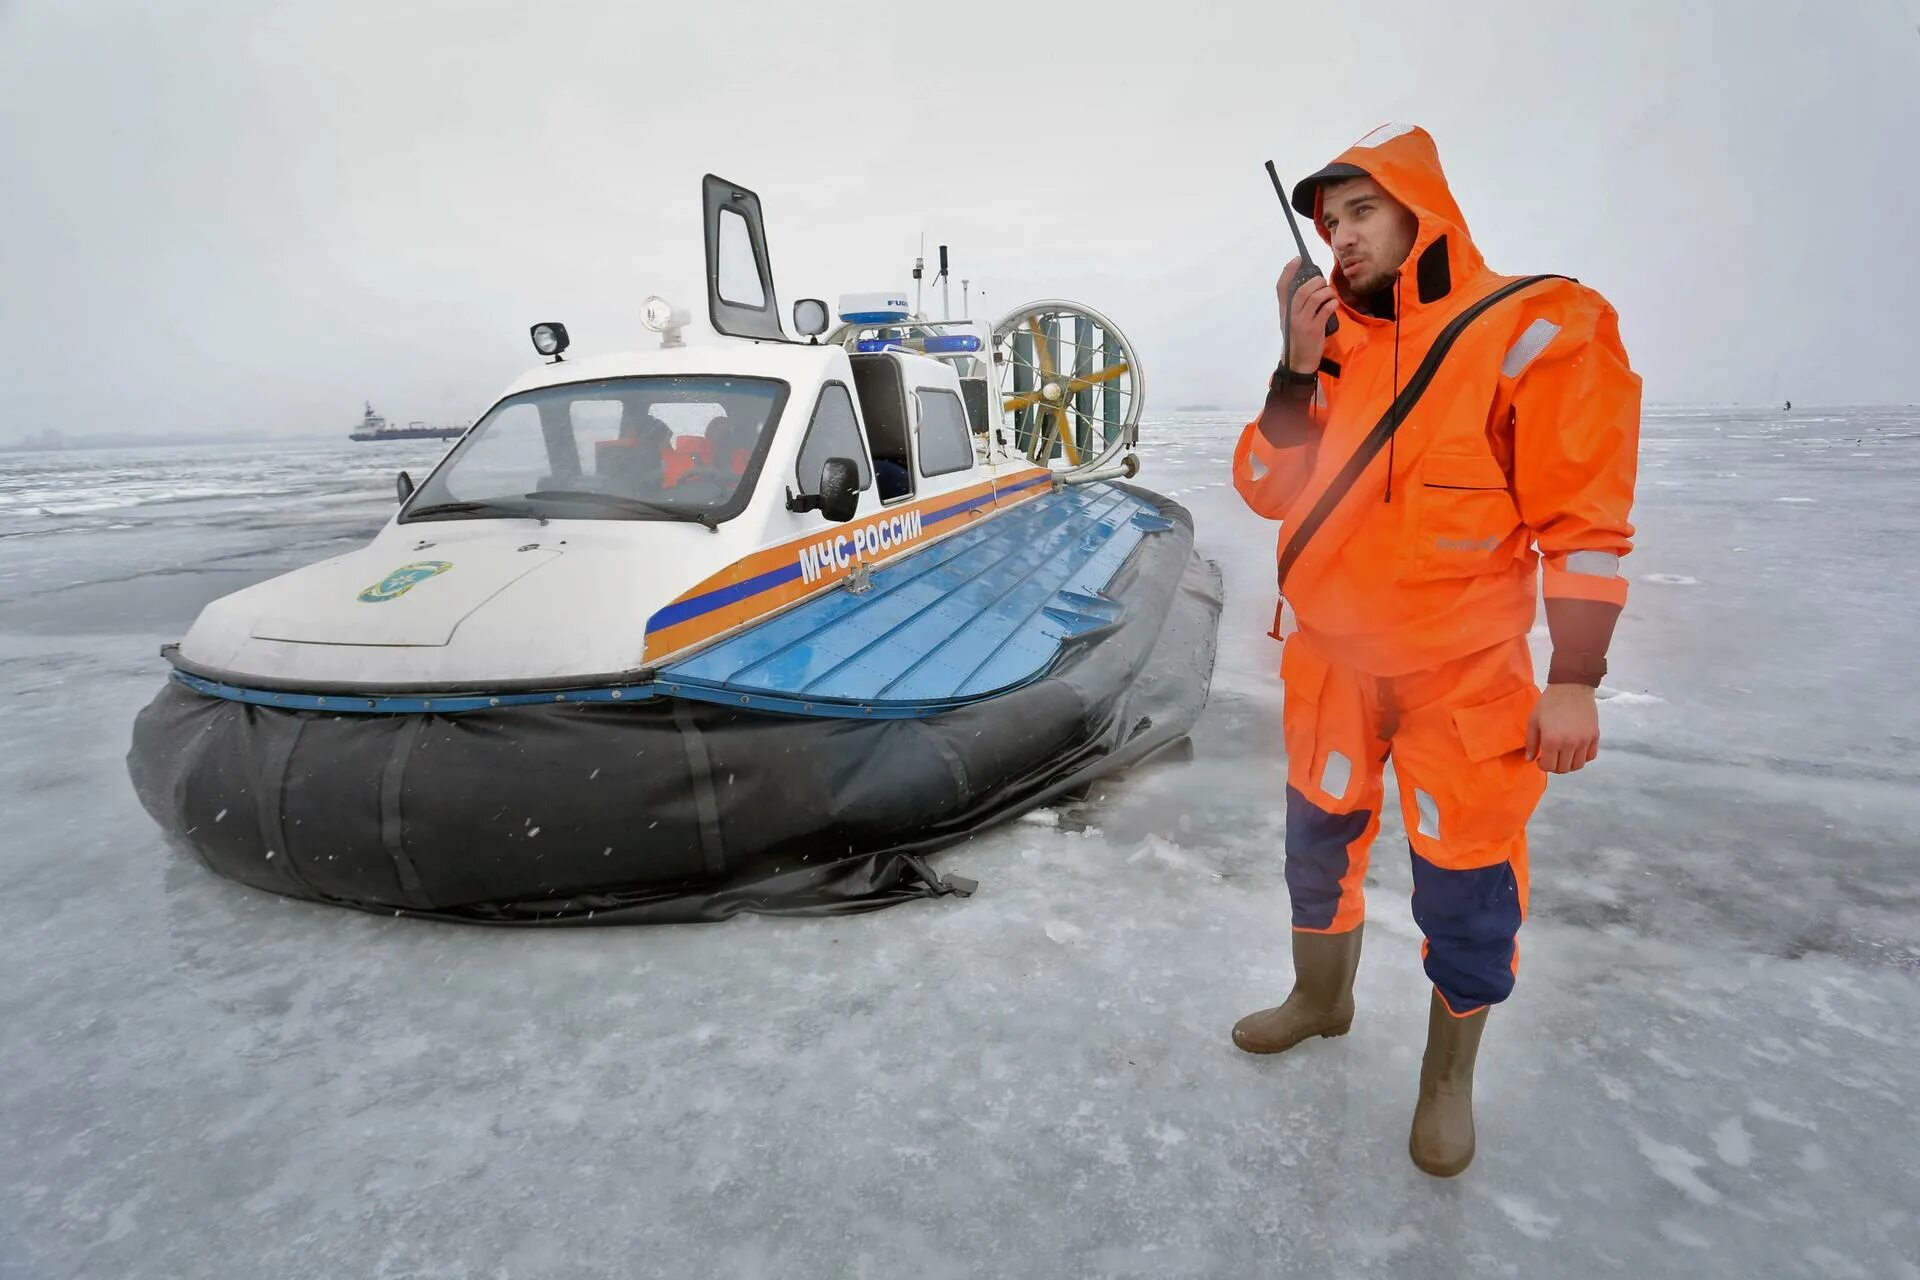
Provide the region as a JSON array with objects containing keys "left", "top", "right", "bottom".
[
  {"left": 1544, "top": 565, "right": 1630, "bottom": 604},
  {"left": 1501, "top": 318, "right": 1562, "bottom": 379},
  {"left": 1565, "top": 550, "right": 1621, "bottom": 578}
]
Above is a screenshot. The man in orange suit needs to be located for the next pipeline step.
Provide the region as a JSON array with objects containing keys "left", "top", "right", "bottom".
[{"left": 1230, "top": 123, "right": 1640, "bottom": 1177}]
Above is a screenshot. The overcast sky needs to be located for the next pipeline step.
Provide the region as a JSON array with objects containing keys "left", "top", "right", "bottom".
[{"left": 3, "top": 0, "right": 1917, "bottom": 441}]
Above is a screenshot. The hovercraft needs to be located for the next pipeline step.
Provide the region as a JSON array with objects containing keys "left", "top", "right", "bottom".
[{"left": 128, "top": 176, "right": 1222, "bottom": 923}]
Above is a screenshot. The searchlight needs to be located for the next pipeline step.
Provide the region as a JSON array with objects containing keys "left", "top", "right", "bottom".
[
  {"left": 529, "top": 322, "right": 570, "bottom": 361},
  {"left": 643, "top": 295, "right": 690, "bottom": 349}
]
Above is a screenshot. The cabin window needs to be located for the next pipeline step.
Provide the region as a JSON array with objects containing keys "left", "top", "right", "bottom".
[
  {"left": 716, "top": 208, "right": 766, "bottom": 308},
  {"left": 794, "top": 382, "right": 873, "bottom": 496},
  {"left": 915, "top": 389, "right": 975, "bottom": 477}
]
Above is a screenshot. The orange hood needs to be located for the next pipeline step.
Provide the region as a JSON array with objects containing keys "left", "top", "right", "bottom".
[{"left": 1291, "top": 124, "right": 1489, "bottom": 324}]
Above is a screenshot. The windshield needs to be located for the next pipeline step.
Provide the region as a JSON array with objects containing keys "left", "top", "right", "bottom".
[{"left": 402, "top": 375, "right": 788, "bottom": 524}]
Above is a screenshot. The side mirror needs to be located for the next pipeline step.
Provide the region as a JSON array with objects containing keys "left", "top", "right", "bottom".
[
  {"left": 792, "top": 298, "right": 831, "bottom": 341},
  {"left": 396, "top": 471, "right": 415, "bottom": 503},
  {"left": 818, "top": 457, "right": 860, "bottom": 522}
]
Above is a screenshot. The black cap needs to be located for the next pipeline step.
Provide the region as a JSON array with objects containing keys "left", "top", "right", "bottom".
[{"left": 1290, "top": 162, "right": 1369, "bottom": 218}]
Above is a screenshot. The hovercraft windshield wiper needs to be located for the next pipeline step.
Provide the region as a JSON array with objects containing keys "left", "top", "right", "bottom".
[
  {"left": 405, "top": 499, "right": 545, "bottom": 521},
  {"left": 522, "top": 490, "right": 720, "bottom": 531}
]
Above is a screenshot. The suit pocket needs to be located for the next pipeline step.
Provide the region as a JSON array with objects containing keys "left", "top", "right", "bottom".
[
  {"left": 1278, "top": 637, "right": 1336, "bottom": 798},
  {"left": 1279, "top": 634, "right": 1328, "bottom": 704},
  {"left": 1451, "top": 685, "right": 1537, "bottom": 763},
  {"left": 1401, "top": 453, "right": 1522, "bottom": 583}
]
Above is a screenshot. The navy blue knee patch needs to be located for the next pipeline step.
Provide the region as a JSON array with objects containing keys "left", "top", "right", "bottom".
[
  {"left": 1410, "top": 845, "right": 1521, "bottom": 1008},
  {"left": 1284, "top": 785, "right": 1371, "bottom": 930}
]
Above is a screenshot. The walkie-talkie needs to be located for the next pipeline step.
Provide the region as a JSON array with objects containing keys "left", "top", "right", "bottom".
[{"left": 1265, "top": 160, "right": 1339, "bottom": 361}]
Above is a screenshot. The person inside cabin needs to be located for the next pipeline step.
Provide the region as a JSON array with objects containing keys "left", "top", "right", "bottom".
[
  {"left": 873, "top": 457, "right": 911, "bottom": 501},
  {"left": 660, "top": 425, "right": 715, "bottom": 489},
  {"left": 705, "top": 413, "right": 754, "bottom": 478},
  {"left": 595, "top": 404, "right": 669, "bottom": 496}
]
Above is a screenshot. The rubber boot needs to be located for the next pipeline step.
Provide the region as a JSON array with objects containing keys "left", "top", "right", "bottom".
[
  {"left": 1231, "top": 926, "right": 1364, "bottom": 1054},
  {"left": 1408, "top": 992, "right": 1488, "bottom": 1177}
]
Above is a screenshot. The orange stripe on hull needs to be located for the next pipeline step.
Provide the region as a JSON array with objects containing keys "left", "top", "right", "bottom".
[{"left": 644, "top": 468, "right": 1052, "bottom": 662}]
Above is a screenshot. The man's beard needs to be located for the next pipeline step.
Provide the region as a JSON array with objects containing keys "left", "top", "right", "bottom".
[{"left": 1344, "top": 260, "right": 1389, "bottom": 296}]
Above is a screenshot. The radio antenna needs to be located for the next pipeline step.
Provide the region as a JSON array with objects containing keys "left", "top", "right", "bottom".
[{"left": 913, "top": 234, "right": 926, "bottom": 317}]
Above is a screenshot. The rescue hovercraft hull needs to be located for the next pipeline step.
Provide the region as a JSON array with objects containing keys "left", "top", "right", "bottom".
[{"left": 127, "top": 487, "right": 1220, "bottom": 923}]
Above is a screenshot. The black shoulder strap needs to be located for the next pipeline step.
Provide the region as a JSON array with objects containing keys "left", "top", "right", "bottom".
[{"left": 1274, "top": 274, "right": 1568, "bottom": 594}]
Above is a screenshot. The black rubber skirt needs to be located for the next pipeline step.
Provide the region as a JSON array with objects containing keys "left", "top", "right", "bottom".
[{"left": 128, "top": 490, "right": 1222, "bottom": 924}]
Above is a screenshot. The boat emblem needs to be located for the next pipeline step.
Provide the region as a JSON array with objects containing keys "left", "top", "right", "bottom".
[{"left": 357, "top": 560, "right": 453, "bottom": 603}]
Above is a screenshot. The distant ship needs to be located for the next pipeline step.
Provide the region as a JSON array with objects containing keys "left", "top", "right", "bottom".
[{"left": 349, "top": 402, "right": 466, "bottom": 442}]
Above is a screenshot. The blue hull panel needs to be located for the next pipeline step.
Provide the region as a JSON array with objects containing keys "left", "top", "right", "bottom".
[{"left": 659, "top": 482, "right": 1172, "bottom": 711}]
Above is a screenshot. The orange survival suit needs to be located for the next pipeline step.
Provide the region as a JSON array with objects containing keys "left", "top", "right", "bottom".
[{"left": 1232, "top": 124, "right": 1640, "bottom": 1014}]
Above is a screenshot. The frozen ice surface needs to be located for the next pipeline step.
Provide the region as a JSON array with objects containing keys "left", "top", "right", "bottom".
[{"left": 2, "top": 411, "right": 1917, "bottom": 1278}]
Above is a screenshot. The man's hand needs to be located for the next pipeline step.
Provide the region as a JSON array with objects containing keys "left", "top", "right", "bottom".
[
  {"left": 1527, "top": 683, "right": 1600, "bottom": 774},
  {"left": 1277, "top": 257, "right": 1339, "bottom": 375}
]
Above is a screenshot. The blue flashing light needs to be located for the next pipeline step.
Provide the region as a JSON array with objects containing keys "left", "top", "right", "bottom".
[
  {"left": 841, "top": 309, "right": 911, "bottom": 324},
  {"left": 922, "top": 334, "right": 983, "bottom": 355},
  {"left": 855, "top": 338, "right": 908, "bottom": 353}
]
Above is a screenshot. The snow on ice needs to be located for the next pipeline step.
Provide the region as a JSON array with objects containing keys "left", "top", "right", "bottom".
[{"left": 1, "top": 408, "right": 1916, "bottom": 1278}]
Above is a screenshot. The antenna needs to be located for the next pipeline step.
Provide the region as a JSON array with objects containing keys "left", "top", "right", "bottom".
[
  {"left": 913, "top": 234, "right": 925, "bottom": 317},
  {"left": 938, "top": 244, "right": 951, "bottom": 321},
  {"left": 1266, "top": 160, "right": 1318, "bottom": 261},
  {"left": 1265, "top": 159, "right": 1339, "bottom": 339},
  {"left": 962, "top": 278, "right": 970, "bottom": 320}
]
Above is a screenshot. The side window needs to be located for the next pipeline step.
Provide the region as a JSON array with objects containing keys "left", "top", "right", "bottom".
[
  {"left": 795, "top": 383, "right": 873, "bottom": 493},
  {"left": 915, "top": 389, "right": 975, "bottom": 477}
]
